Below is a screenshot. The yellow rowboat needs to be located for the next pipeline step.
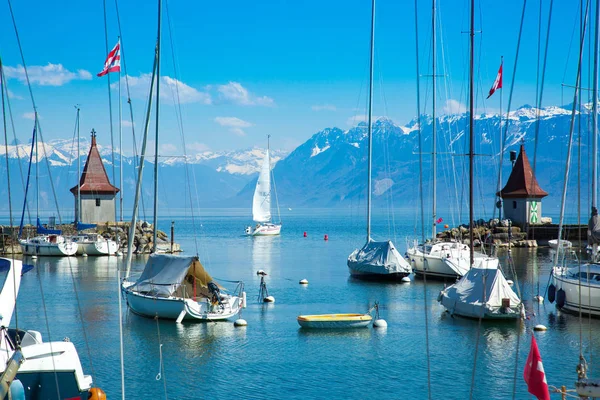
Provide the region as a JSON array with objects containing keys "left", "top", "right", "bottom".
[{"left": 297, "top": 313, "right": 372, "bottom": 329}]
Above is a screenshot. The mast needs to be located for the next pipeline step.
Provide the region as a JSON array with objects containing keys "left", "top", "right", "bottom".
[
  {"left": 76, "top": 107, "right": 81, "bottom": 223},
  {"left": 35, "top": 112, "right": 39, "bottom": 225},
  {"left": 469, "top": 0, "right": 475, "bottom": 266},
  {"left": 593, "top": 0, "right": 599, "bottom": 209},
  {"left": 366, "top": 0, "right": 375, "bottom": 242},
  {"left": 432, "top": 0, "right": 437, "bottom": 240},
  {"left": 152, "top": 0, "right": 162, "bottom": 252},
  {"left": 119, "top": 38, "right": 123, "bottom": 222},
  {"left": 498, "top": 56, "right": 503, "bottom": 221},
  {"left": 267, "top": 134, "right": 271, "bottom": 223}
]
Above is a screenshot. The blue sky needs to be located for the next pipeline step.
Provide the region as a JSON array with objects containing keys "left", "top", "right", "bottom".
[{"left": 0, "top": 0, "right": 592, "bottom": 154}]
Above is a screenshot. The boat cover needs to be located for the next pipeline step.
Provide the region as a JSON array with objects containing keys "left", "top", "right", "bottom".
[
  {"left": 347, "top": 239, "right": 412, "bottom": 275},
  {"left": 129, "top": 254, "right": 213, "bottom": 297},
  {"left": 36, "top": 218, "right": 61, "bottom": 235},
  {"left": 439, "top": 258, "right": 521, "bottom": 318},
  {"left": 76, "top": 221, "right": 96, "bottom": 231}
]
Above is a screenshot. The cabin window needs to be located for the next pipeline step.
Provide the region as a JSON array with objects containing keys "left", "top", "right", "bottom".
[
  {"left": 513, "top": 201, "right": 517, "bottom": 209},
  {"left": 96, "top": 198, "right": 101, "bottom": 207}
]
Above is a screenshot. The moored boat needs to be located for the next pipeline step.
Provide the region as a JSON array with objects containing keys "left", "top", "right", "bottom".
[
  {"left": 71, "top": 233, "right": 118, "bottom": 256},
  {"left": 19, "top": 234, "right": 78, "bottom": 257},
  {"left": 297, "top": 313, "right": 372, "bottom": 329},
  {"left": 552, "top": 264, "right": 600, "bottom": 316}
]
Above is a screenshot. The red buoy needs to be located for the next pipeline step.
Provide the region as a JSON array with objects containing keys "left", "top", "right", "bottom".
[
  {"left": 303, "top": 232, "right": 307, "bottom": 237},
  {"left": 324, "top": 234, "right": 328, "bottom": 241}
]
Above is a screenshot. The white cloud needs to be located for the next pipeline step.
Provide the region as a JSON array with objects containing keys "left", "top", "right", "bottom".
[
  {"left": 7, "top": 90, "right": 23, "bottom": 100},
  {"left": 160, "top": 143, "right": 178, "bottom": 155},
  {"left": 346, "top": 115, "right": 383, "bottom": 126},
  {"left": 122, "top": 120, "right": 135, "bottom": 128},
  {"left": 441, "top": 99, "right": 466, "bottom": 115},
  {"left": 216, "top": 82, "right": 274, "bottom": 106},
  {"left": 311, "top": 104, "right": 337, "bottom": 111},
  {"left": 22, "top": 112, "right": 41, "bottom": 121},
  {"left": 214, "top": 116, "right": 253, "bottom": 136},
  {"left": 114, "top": 74, "right": 212, "bottom": 105},
  {"left": 4, "top": 63, "right": 92, "bottom": 86},
  {"left": 187, "top": 142, "right": 210, "bottom": 152}
]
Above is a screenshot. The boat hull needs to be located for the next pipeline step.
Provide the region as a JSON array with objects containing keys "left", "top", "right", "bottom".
[
  {"left": 75, "top": 240, "right": 118, "bottom": 256},
  {"left": 247, "top": 224, "right": 281, "bottom": 236},
  {"left": 124, "top": 286, "right": 241, "bottom": 321},
  {"left": 438, "top": 292, "right": 522, "bottom": 320},
  {"left": 20, "top": 240, "right": 77, "bottom": 257},
  {"left": 347, "top": 266, "right": 410, "bottom": 281},
  {"left": 297, "top": 314, "right": 372, "bottom": 329},
  {"left": 553, "top": 269, "right": 600, "bottom": 316}
]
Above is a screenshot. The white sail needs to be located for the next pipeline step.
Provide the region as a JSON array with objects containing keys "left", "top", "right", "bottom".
[{"left": 253, "top": 150, "right": 272, "bottom": 223}]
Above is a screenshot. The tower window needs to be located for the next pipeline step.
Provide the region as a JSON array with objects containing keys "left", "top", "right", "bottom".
[
  {"left": 96, "top": 198, "right": 101, "bottom": 207},
  {"left": 513, "top": 201, "right": 517, "bottom": 209}
]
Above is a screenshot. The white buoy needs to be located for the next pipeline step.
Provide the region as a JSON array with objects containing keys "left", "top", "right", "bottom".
[
  {"left": 401, "top": 276, "right": 411, "bottom": 283},
  {"left": 257, "top": 269, "right": 266, "bottom": 276},
  {"left": 31, "top": 255, "right": 37, "bottom": 260},
  {"left": 234, "top": 318, "right": 247, "bottom": 327},
  {"left": 534, "top": 295, "right": 544, "bottom": 303},
  {"left": 534, "top": 324, "right": 547, "bottom": 331},
  {"left": 507, "top": 279, "right": 514, "bottom": 286},
  {"left": 373, "top": 319, "right": 388, "bottom": 328},
  {"left": 263, "top": 296, "right": 275, "bottom": 303},
  {"left": 299, "top": 279, "right": 308, "bottom": 285},
  {"left": 82, "top": 253, "right": 88, "bottom": 257}
]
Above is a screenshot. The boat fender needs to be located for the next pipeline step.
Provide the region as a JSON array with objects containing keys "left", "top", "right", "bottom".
[
  {"left": 556, "top": 288, "right": 566, "bottom": 308},
  {"left": 9, "top": 379, "right": 25, "bottom": 400},
  {"left": 548, "top": 284, "right": 556, "bottom": 304},
  {"left": 89, "top": 388, "right": 107, "bottom": 400}
]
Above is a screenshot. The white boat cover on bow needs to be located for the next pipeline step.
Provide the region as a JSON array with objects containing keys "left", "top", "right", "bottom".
[
  {"left": 347, "top": 240, "right": 412, "bottom": 275},
  {"left": 439, "top": 258, "right": 522, "bottom": 319},
  {"left": 129, "top": 254, "right": 213, "bottom": 297},
  {"left": 253, "top": 150, "right": 272, "bottom": 223}
]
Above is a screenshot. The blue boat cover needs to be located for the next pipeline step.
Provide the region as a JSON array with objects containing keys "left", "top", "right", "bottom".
[
  {"left": 36, "top": 218, "right": 61, "bottom": 235},
  {"left": 76, "top": 221, "right": 96, "bottom": 231}
]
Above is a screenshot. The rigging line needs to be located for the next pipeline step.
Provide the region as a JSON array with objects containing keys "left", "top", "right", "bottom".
[
  {"left": 530, "top": 0, "right": 554, "bottom": 249},
  {"left": 414, "top": 0, "right": 432, "bottom": 398},
  {"left": 1, "top": 66, "right": 31, "bottom": 223},
  {"left": 494, "top": 0, "right": 528, "bottom": 232},
  {"left": 562, "top": 0, "right": 584, "bottom": 84},
  {"left": 1, "top": 58, "right": 19, "bottom": 333},
  {"left": 164, "top": 0, "right": 200, "bottom": 255}
]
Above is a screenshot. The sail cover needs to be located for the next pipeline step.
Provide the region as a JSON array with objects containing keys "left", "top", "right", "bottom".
[
  {"left": 439, "top": 258, "right": 521, "bottom": 318},
  {"left": 129, "top": 254, "right": 213, "bottom": 297},
  {"left": 252, "top": 150, "right": 271, "bottom": 223},
  {"left": 36, "top": 218, "right": 61, "bottom": 235},
  {"left": 347, "top": 240, "right": 412, "bottom": 275}
]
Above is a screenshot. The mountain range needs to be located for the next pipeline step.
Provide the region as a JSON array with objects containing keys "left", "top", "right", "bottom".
[{"left": 0, "top": 104, "right": 592, "bottom": 218}]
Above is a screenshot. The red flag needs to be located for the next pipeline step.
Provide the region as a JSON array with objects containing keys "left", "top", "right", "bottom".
[
  {"left": 487, "top": 62, "right": 503, "bottom": 99},
  {"left": 436, "top": 217, "right": 443, "bottom": 224},
  {"left": 523, "top": 335, "right": 550, "bottom": 400},
  {"left": 97, "top": 41, "right": 121, "bottom": 77}
]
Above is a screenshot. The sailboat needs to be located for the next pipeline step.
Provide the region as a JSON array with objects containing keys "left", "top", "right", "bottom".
[
  {"left": 121, "top": 0, "right": 244, "bottom": 322},
  {"left": 246, "top": 135, "right": 282, "bottom": 236},
  {"left": 437, "top": 0, "right": 522, "bottom": 320},
  {"left": 406, "top": 0, "right": 477, "bottom": 280},
  {"left": 18, "top": 116, "right": 77, "bottom": 257},
  {"left": 346, "top": 0, "right": 412, "bottom": 281}
]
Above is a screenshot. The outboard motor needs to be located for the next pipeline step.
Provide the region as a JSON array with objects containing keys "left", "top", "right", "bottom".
[
  {"left": 208, "top": 281, "right": 222, "bottom": 305},
  {"left": 548, "top": 283, "right": 556, "bottom": 304},
  {"left": 556, "top": 288, "right": 566, "bottom": 309}
]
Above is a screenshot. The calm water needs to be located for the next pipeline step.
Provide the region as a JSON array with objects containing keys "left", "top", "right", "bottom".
[{"left": 8, "top": 209, "right": 600, "bottom": 399}]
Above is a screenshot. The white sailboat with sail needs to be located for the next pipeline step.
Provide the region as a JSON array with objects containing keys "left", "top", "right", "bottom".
[
  {"left": 246, "top": 135, "right": 282, "bottom": 236},
  {"left": 346, "top": 0, "right": 412, "bottom": 281}
]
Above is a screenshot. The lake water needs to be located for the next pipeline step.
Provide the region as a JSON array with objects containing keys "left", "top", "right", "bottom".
[{"left": 8, "top": 208, "right": 600, "bottom": 399}]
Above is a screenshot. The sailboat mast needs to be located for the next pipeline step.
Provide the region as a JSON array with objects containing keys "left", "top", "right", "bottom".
[
  {"left": 152, "top": 0, "right": 162, "bottom": 253},
  {"left": 119, "top": 38, "right": 123, "bottom": 222},
  {"left": 432, "top": 0, "right": 437, "bottom": 241},
  {"left": 35, "top": 112, "right": 39, "bottom": 224},
  {"left": 76, "top": 107, "right": 81, "bottom": 222},
  {"left": 469, "top": 0, "right": 475, "bottom": 266},
  {"left": 366, "top": 0, "right": 375, "bottom": 242},
  {"left": 593, "top": 0, "right": 599, "bottom": 209}
]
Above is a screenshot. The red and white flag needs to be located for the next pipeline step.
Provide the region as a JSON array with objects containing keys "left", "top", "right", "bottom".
[
  {"left": 97, "top": 41, "right": 121, "bottom": 77},
  {"left": 487, "top": 62, "right": 503, "bottom": 99},
  {"left": 523, "top": 335, "right": 550, "bottom": 400}
]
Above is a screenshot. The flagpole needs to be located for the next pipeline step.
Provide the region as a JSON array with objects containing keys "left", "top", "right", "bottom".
[
  {"left": 499, "top": 55, "right": 503, "bottom": 222},
  {"left": 118, "top": 38, "right": 123, "bottom": 223}
]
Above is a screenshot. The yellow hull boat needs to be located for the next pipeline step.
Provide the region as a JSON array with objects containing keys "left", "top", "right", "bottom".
[{"left": 297, "top": 313, "right": 372, "bottom": 329}]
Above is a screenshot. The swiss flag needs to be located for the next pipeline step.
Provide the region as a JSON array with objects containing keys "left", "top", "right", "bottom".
[
  {"left": 487, "top": 62, "right": 503, "bottom": 99},
  {"left": 523, "top": 335, "right": 550, "bottom": 400}
]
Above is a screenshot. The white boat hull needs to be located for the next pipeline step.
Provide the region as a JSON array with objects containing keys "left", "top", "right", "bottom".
[
  {"left": 548, "top": 239, "right": 572, "bottom": 250},
  {"left": 438, "top": 291, "right": 522, "bottom": 320},
  {"left": 75, "top": 240, "right": 118, "bottom": 256},
  {"left": 553, "top": 267, "right": 600, "bottom": 316},
  {"left": 408, "top": 251, "right": 470, "bottom": 279},
  {"left": 297, "top": 314, "right": 372, "bottom": 329},
  {"left": 20, "top": 239, "right": 77, "bottom": 257},
  {"left": 124, "top": 285, "right": 242, "bottom": 321},
  {"left": 247, "top": 223, "right": 281, "bottom": 236}
]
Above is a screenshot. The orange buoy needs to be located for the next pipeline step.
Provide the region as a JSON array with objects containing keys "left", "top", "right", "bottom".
[
  {"left": 303, "top": 232, "right": 307, "bottom": 237},
  {"left": 89, "top": 388, "right": 107, "bottom": 400},
  {"left": 324, "top": 234, "right": 329, "bottom": 241},
  {"left": 444, "top": 224, "right": 449, "bottom": 229}
]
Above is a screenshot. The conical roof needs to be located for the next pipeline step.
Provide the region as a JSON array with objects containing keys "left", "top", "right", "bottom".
[
  {"left": 70, "top": 131, "right": 119, "bottom": 195},
  {"left": 498, "top": 144, "right": 547, "bottom": 199}
]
